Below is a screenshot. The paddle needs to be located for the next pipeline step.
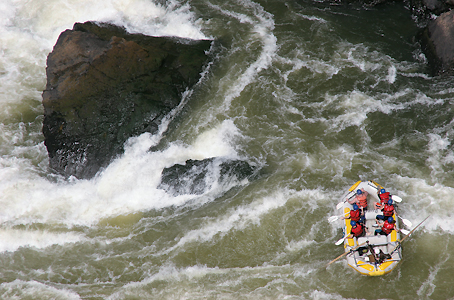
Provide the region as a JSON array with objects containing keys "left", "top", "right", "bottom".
[
  {"left": 400, "top": 229, "right": 410, "bottom": 235},
  {"left": 400, "top": 215, "right": 429, "bottom": 241},
  {"left": 327, "top": 241, "right": 367, "bottom": 267},
  {"left": 336, "top": 201, "right": 346, "bottom": 210},
  {"left": 329, "top": 215, "right": 341, "bottom": 223},
  {"left": 391, "top": 195, "right": 402, "bottom": 203},
  {"left": 328, "top": 213, "right": 349, "bottom": 223},
  {"left": 336, "top": 193, "right": 356, "bottom": 209},
  {"left": 397, "top": 215, "right": 412, "bottom": 228},
  {"left": 335, "top": 236, "right": 346, "bottom": 245}
]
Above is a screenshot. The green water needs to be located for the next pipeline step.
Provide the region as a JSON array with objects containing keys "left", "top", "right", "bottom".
[{"left": 0, "top": 0, "right": 453, "bottom": 299}]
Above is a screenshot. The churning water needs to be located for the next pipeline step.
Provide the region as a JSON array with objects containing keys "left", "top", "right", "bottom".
[{"left": 1, "top": 0, "right": 454, "bottom": 299}]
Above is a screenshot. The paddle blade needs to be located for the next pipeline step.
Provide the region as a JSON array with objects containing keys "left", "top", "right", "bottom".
[
  {"left": 336, "top": 202, "right": 344, "bottom": 209},
  {"left": 335, "top": 237, "right": 345, "bottom": 245},
  {"left": 401, "top": 218, "right": 412, "bottom": 228},
  {"left": 401, "top": 229, "right": 410, "bottom": 235},
  {"left": 391, "top": 195, "right": 402, "bottom": 202},
  {"left": 328, "top": 216, "right": 339, "bottom": 223}
]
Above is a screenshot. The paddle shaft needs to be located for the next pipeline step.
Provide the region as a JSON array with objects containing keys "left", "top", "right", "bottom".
[{"left": 327, "top": 241, "right": 367, "bottom": 266}]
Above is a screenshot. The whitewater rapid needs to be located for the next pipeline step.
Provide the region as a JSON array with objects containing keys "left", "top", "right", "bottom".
[{"left": 1, "top": 0, "right": 454, "bottom": 299}]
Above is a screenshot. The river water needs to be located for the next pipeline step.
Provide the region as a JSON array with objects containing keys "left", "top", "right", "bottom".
[{"left": 1, "top": 0, "right": 454, "bottom": 299}]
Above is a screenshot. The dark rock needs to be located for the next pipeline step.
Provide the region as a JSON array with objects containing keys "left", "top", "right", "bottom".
[
  {"left": 419, "top": 10, "right": 454, "bottom": 75},
  {"left": 42, "top": 21, "right": 213, "bottom": 179},
  {"left": 158, "top": 158, "right": 256, "bottom": 196}
]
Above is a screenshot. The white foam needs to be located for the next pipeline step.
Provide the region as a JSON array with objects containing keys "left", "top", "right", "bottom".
[
  {"left": 0, "top": 0, "right": 207, "bottom": 119},
  {"left": 312, "top": 91, "right": 381, "bottom": 131},
  {"left": 144, "top": 263, "right": 222, "bottom": 283},
  {"left": 416, "top": 251, "right": 450, "bottom": 298},
  {"left": 425, "top": 131, "right": 454, "bottom": 182},
  {"left": 387, "top": 65, "right": 397, "bottom": 84},
  {"left": 0, "top": 228, "right": 85, "bottom": 253},
  {"left": 297, "top": 13, "right": 327, "bottom": 23},
  {"left": 106, "top": 263, "right": 223, "bottom": 299},
  {"left": 158, "top": 188, "right": 326, "bottom": 256},
  {"left": 207, "top": 0, "right": 277, "bottom": 110},
  {"left": 190, "top": 120, "right": 241, "bottom": 159},
  {"left": 0, "top": 0, "right": 218, "bottom": 234},
  {"left": 158, "top": 190, "right": 289, "bottom": 255},
  {"left": 308, "top": 290, "right": 354, "bottom": 300},
  {"left": 108, "top": 262, "right": 294, "bottom": 299},
  {"left": 14, "top": 0, "right": 207, "bottom": 41},
  {"left": 285, "top": 239, "right": 314, "bottom": 252},
  {"left": 0, "top": 279, "right": 81, "bottom": 299},
  {"left": 0, "top": 119, "right": 243, "bottom": 230},
  {"left": 393, "top": 176, "right": 454, "bottom": 233}
]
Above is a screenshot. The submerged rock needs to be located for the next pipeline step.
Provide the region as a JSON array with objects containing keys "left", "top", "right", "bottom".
[
  {"left": 158, "top": 158, "right": 256, "bottom": 196},
  {"left": 42, "top": 21, "right": 212, "bottom": 179}
]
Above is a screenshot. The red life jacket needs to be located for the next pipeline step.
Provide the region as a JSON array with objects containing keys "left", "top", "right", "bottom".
[
  {"left": 382, "top": 221, "right": 395, "bottom": 235},
  {"left": 356, "top": 194, "right": 367, "bottom": 208},
  {"left": 379, "top": 192, "right": 390, "bottom": 204},
  {"left": 382, "top": 204, "right": 395, "bottom": 217},
  {"left": 350, "top": 209, "right": 361, "bottom": 222},
  {"left": 351, "top": 224, "right": 363, "bottom": 237}
]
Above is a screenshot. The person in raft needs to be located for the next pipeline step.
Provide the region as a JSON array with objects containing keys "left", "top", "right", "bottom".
[
  {"left": 375, "top": 217, "right": 401, "bottom": 236},
  {"left": 375, "top": 248, "right": 391, "bottom": 264},
  {"left": 348, "top": 189, "right": 368, "bottom": 212},
  {"left": 375, "top": 188, "right": 390, "bottom": 209},
  {"left": 376, "top": 199, "right": 395, "bottom": 222},
  {"left": 347, "top": 220, "right": 369, "bottom": 239},
  {"left": 341, "top": 203, "right": 365, "bottom": 224}
]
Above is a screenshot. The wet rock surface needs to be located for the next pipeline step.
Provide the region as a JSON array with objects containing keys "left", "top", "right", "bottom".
[
  {"left": 158, "top": 158, "right": 256, "bottom": 196},
  {"left": 420, "top": 10, "right": 454, "bottom": 75},
  {"left": 42, "top": 21, "right": 212, "bottom": 179}
]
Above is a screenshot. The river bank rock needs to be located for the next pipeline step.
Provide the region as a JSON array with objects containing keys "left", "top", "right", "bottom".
[
  {"left": 158, "top": 158, "right": 257, "bottom": 196},
  {"left": 42, "top": 21, "right": 212, "bottom": 179},
  {"left": 419, "top": 10, "right": 454, "bottom": 75}
]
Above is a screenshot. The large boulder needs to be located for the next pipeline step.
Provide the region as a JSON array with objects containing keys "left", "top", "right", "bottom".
[
  {"left": 42, "top": 22, "right": 213, "bottom": 179},
  {"left": 420, "top": 10, "right": 454, "bottom": 75}
]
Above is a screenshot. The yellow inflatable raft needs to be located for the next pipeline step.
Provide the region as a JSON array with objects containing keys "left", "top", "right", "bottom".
[{"left": 336, "top": 180, "right": 402, "bottom": 276}]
